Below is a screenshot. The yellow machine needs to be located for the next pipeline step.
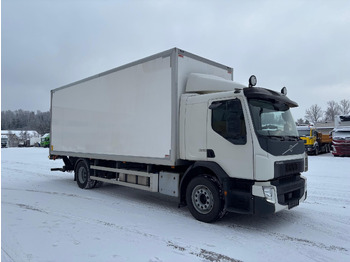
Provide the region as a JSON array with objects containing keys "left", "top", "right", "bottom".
[{"left": 297, "top": 126, "right": 332, "bottom": 155}]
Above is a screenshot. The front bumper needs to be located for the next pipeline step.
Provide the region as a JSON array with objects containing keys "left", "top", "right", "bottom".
[
  {"left": 332, "top": 142, "right": 350, "bottom": 156},
  {"left": 223, "top": 175, "right": 307, "bottom": 215},
  {"left": 305, "top": 145, "right": 316, "bottom": 153}
]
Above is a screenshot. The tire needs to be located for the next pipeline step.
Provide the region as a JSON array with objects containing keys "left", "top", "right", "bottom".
[
  {"left": 75, "top": 160, "right": 95, "bottom": 189},
  {"left": 186, "top": 176, "right": 224, "bottom": 223},
  {"left": 315, "top": 146, "right": 319, "bottom": 155}
]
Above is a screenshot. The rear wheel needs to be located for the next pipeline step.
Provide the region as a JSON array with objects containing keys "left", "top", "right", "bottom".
[
  {"left": 186, "top": 176, "right": 225, "bottom": 223},
  {"left": 75, "top": 160, "right": 95, "bottom": 189}
]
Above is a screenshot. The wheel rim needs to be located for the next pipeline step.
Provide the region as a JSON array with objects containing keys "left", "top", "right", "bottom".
[
  {"left": 191, "top": 185, "right": 214, "bottom": 214},
  {"left": 78, "top": 166, "right": 87, "bottom": 184}
]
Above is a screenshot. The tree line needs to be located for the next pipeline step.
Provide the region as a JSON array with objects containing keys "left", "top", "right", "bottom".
[
  {"left": 297, "top": 99, "right": 350, "bottom": 124},
  {"left": 1, "top": 110, "right": 50, "bottom": 135}
]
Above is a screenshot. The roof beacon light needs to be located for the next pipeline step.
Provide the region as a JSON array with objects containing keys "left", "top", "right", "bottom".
[
  {"left": 248, "top": 75, "right": 257, "bottom": 87},
  {"left": 281, "top": 86, "right": 287, "bottom": 96}
]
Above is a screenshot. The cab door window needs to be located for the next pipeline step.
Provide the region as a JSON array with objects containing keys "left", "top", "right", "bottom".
[{"left": 210, "top": 99, "right": 247, "bottom": 145}]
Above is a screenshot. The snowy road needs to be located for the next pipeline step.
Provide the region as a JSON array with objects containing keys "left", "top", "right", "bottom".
[{"left": 1, "top": 148, "right": 350, "bottom": 262}]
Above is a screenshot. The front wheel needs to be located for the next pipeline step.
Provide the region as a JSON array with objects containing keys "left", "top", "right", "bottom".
[{"left": 186, "top": 176, "right": 225, "bottom": 223}]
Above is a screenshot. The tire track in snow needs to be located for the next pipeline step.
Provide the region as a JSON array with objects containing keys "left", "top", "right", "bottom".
[
  {"left": 2, "top": 201, "right": 48, "bottom": 214},
  {"left": 227, "top": 224, "right": 348, "bottom": 253},
  {"left": 167, "top": 241, "right": 242, "bottom": 262},
  {"left": 274, "top": 234, "right": 347, "bottom": 252},
  {"left": 2, "top": 187, "right": 95, "bottom": 200}
]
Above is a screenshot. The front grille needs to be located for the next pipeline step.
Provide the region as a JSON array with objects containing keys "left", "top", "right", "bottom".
[
  {"left": 274, "top": 159, "right": 304, "bottom": 178},
  {"left": 285, "top": 162, "right": 300, "bottom": 174}
]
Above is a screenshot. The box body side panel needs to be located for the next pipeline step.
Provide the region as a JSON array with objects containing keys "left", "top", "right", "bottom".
[{"left": 51, "top": 55, "right": 173, "bottom": 162}]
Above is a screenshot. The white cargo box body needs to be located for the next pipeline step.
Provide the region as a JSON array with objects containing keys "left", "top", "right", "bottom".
[{"left": 50, "top": 48, "right": 233, "bottom": 165}]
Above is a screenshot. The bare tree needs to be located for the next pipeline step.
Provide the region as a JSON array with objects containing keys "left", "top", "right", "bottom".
[
  {"left": 324, "top": 100, "right": 340, "bottom": 121},
  {"left": 339, "top": 99, "right": 350, "bottom": 115},
  {"left": 305, "top": 104, "right": 323, "bottom": 123}
]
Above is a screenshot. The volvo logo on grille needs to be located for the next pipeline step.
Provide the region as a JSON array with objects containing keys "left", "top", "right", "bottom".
[{"left": 282, "top": 143, "right": 299, "bottom": 155}]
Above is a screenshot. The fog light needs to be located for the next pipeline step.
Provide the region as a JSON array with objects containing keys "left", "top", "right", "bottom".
[{"left": 263, "top": 186, "right": 276, "bottom": 203}]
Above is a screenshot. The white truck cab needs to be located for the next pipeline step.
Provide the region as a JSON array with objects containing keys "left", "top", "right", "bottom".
[{"left": 179, "top": 73, "right": 307, "bottom": 220}]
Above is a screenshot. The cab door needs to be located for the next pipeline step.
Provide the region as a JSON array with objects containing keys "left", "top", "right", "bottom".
[{"left": 207, "top": 98, "right": 254, "bottom": 180}]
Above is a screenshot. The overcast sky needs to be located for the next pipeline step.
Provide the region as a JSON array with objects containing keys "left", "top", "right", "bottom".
[{"left": 2, "top": 0, "right": 350, "bottom": 120}]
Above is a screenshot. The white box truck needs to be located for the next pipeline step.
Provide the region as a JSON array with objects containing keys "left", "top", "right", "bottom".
[{"left": 50, "top": 48, "right": 307, "bottom": 222}]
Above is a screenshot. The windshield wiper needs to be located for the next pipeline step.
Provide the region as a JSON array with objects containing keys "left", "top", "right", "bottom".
[
  {"left": 265, "top": 135, "right": 299, "bottom": 141},
  {"left": 285, "top": 136, "right": 300, "bottom": 141},
  {"left": 266, "top": 135, "right": 285, "bottom": 141}
]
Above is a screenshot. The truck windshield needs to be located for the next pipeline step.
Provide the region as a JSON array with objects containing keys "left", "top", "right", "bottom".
[
  {"left": 297, "top": 130, "right": 310, "bottom": 137},
  {"left": 333, "top": 131, "right": 350, "bottom": 140},
  {"left": 248, "top": 99, "right": 298, "bottom": 137}
]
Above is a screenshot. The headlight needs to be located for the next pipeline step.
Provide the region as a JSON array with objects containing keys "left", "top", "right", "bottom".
[{"left": 263, "top": 186, "right": 276, "bottom": 203}]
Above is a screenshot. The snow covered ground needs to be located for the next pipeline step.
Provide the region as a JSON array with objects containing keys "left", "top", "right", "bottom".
[{"left": 1, "top": 148, "right": 349, "bottom": 262}]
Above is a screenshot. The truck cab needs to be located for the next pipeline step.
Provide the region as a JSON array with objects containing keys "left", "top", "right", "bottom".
[
  {"left": 180, "top": 74, "right": 307, "bottom": 219},
  {"left": 41, "top": 134, "right": 50, "bottom": 148},
  {"left": 1, "top": 135, "right": 8, "bottom": 148}
]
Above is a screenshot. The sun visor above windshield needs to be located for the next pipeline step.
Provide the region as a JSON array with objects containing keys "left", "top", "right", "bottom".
[{"left": 243, "top": 87, "right": 298, "bottom": 108}]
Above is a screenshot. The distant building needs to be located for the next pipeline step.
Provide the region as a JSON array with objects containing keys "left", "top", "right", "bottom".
[
  {"left": 1, "top": 130, "right": 41, "bottom": 147},
  {"left": 1, "top": 132, "right": 19, "bottom": 147}
]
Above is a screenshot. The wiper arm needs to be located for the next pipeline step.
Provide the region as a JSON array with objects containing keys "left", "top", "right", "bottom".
[
  {"left": 266, "top": 135, "right": 299, "bottom": 141},
  {"left": 267, "top": 135, "right": 285, "bottom": 141},
  {"left": 285, "top": 136, "right": 300, "bottom": 141}
]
